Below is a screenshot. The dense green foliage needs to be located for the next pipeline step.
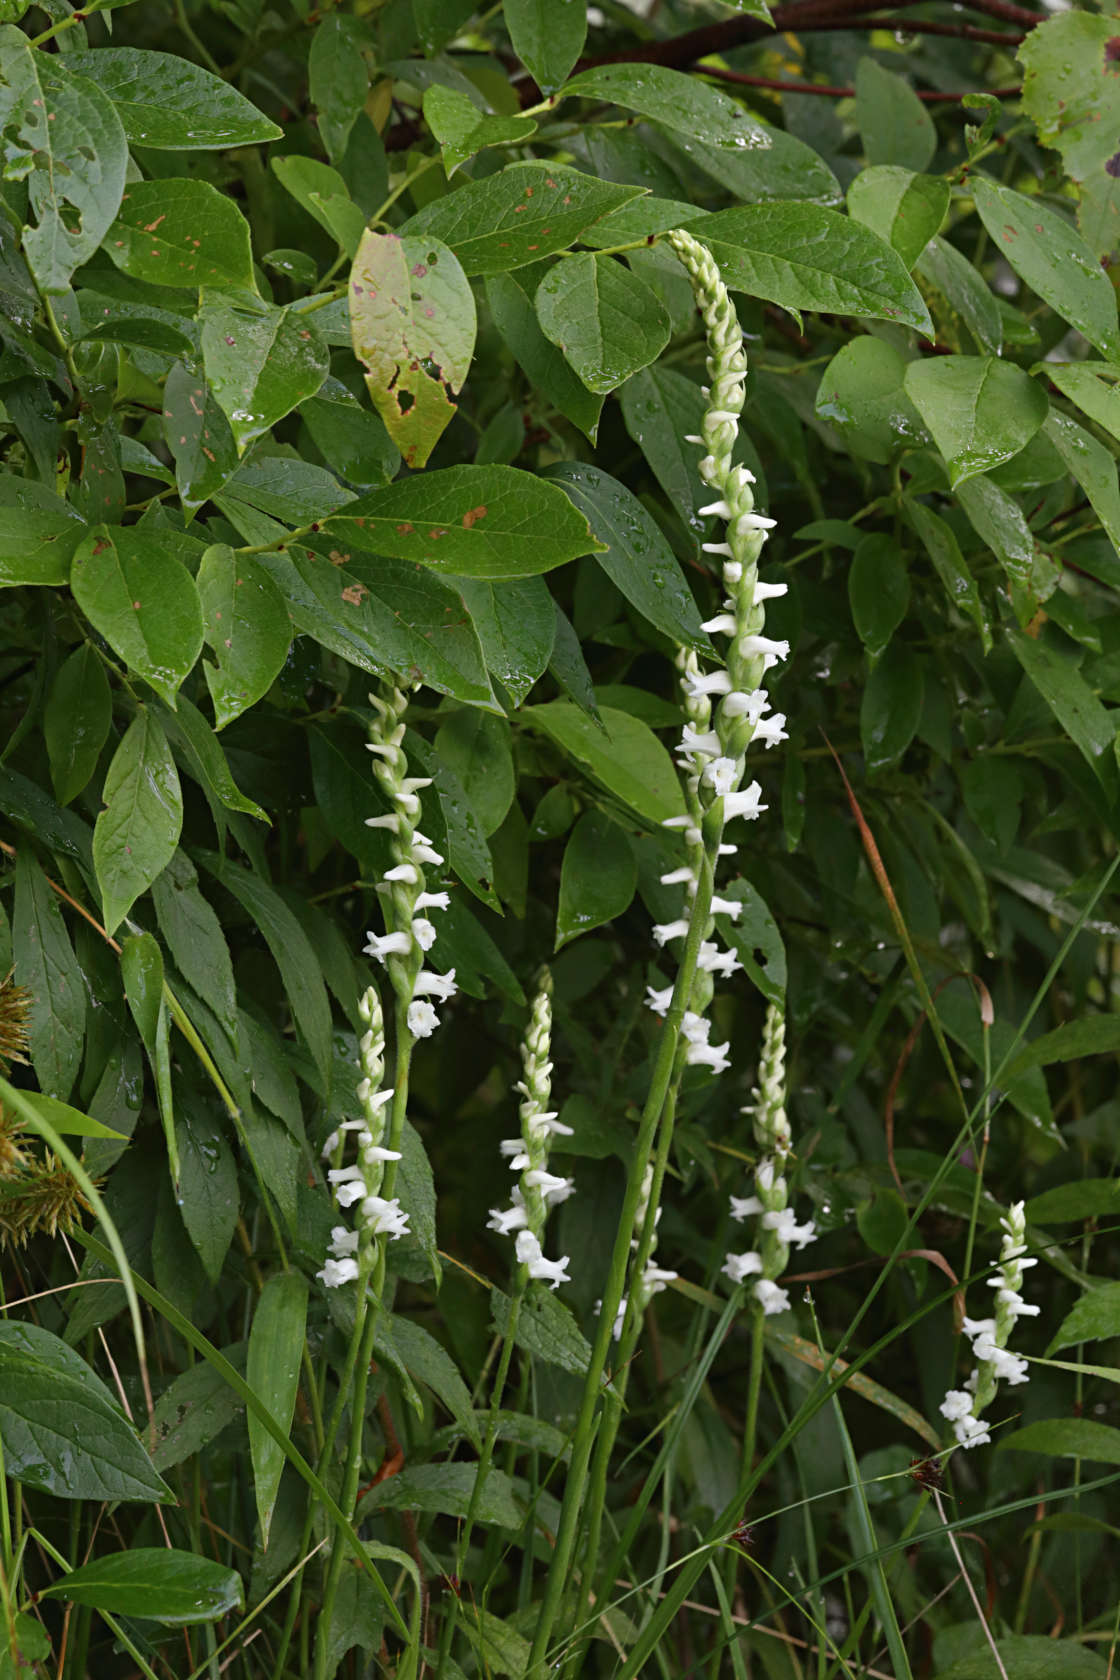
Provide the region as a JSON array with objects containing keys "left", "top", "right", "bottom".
[{"left": 2, "top": 0, "right": 1120, "bottom": 1675}]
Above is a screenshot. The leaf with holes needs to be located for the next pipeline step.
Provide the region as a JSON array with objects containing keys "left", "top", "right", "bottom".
[
  {"left": 200, "top": 297, "right": 329, "bottom": 454},
  {"left": 350, "top": 231, "right": 476, "bottom": 469}
]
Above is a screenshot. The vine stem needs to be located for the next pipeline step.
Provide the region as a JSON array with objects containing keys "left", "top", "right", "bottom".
[
  {"left": 525, "top": 840, "right": 718, "bottom": 1678},
  {"left": 311, "top": 1003, "right": 414, "bottom": 1680}
]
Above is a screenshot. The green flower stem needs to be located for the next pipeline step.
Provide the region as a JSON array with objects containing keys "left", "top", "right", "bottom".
[
  {"left": 312, "top": 1006, "right": 414, "bottom": 1680},
  {"left": 525, "top": 841, "right": 719, "bottom": 1679}
]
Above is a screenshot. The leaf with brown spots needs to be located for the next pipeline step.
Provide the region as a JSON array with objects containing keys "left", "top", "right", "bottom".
[
  {"left": 105, "top": 179, "right": 254, "bottom": 292},
  {"left": 70, "top": 524, "right": 204, "bottom": 707},
  {"left": 350, "top": 231, "right": 476, "bottom": 470}
]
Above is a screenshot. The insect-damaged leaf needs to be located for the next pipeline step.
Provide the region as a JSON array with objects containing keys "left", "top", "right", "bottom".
[{"left": 350, "top": 231, "right": 476, "bottom": 469}]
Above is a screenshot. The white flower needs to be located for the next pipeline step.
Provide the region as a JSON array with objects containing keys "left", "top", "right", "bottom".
[
  {"left": 361, "top": 1195, "right": 410, "bottom": 1238},
  {"left": 730, "top": 1194, "right": 764, "bottom": 1220},
  {"left": 683, "top": 668, "right": 733, "bottom": 698},
  {"left": 754, "top": 580, "right": 788, "bottom": 602},
  {"left": 413, "top": 969, "right": 457, "bottom": 1001},
  {"left": 940, "top": 1389, "right": 975, "bottom": 1422},
  {"left": 723, "top": 688, "right": 770, "bottom": 722},
  {"left": 954, "top": 1413, "right": 991, "bottom": 1449},
  {"left": 701, "top": 613, "right": 738, "bottom": 636},
  {"left": 334, "top": 1180, "right": 367, "bottom": 1209},
  {"left": 723, "top": 560, "right": 743, "bottom": 584},
  {"left": 360, "top": 1144, "right": 401, "bottom": 1165},
  {"left": 646, "top": 984, "right": 674, "bottom": 1015},
  {"left": 681, "top": 1011, "right": 709, "bottom": 1046},
  {"left": 407, "top": 999, "right": 440, "bottom": 1038},
  {"left": 704, "top": 756, "right": 739, "bottom": 795},
  {"left": 991, "top": 1286, "right": 1041, "bottom": 1318},
  {"left": 515, "top": 1229, "right": 571, "bottom": 1290},
  {"left": 364, "top": 812, "right": 399, "bottom": 831},
  {"left": 653, "top": 919, "right": 691, "bottom": 945},
  {"left": 734, "top": 511, "right": 777, "bottom": 533},
  {"left": 756, "top": 1158, "right": 777, "bottom": 1193},
  {"left": 523, "top": 1168, "right": 575, "bottom": 1205},
  {"left": 698, "top": 498, "right": 732, "bottom": 519},
  {"left": 679, "top": 724, "right": 723, "bottom": 759},
  {"left": 643, "top": 1263, "right": 677, "bottom": 1294},
  {"left": 411, "top": 918, "right": 438, "bottom": 951},
  {"left": 329, "top": 1165, "right": 365, "bottom": 1185},
  {"left": 487, "top": 1203, "right": 528, "bottom": 1234},
  {"left": 697, "top": 942, "right": 742, "bottom": 976},
  {"left": 364, "top": 930, "right": 412, "bottom": 963},
  {"left": 321, "top": 1130, "right": 340, "bottom": 1159},
  {"left": 762, "top": 1208, "right": 817, "bottom": 1250},
  {"left": 722, "top": 1250, "right": 763, "bottom": 1284},
  {"left": 329, "top": 1226, "right": 360, "bottom": 1255},
  {"left": 723, "top": 782, "right": 767, "bottom": 822},
  {"left": 702, "top": 541, "right": 735, "bottom": 560},
  {"left": 411, "top": 841, "right": 444, "bottom": 866},
  {"left": 755, "top": 1278, "right": 790, "bottom": 1315},
  {"left": 687, "top": 1039, "right": 731, "bottom": 1074},
  {"left": 415, "top": 890, "right": 451, "bottom": 912},
  {"left": 659, "top": 866, "right": 695, "bottom": 887},
  {"left": 382, "top": 863, "right": 418, "bottom": 884},
  {"left": 753, "top": 713, "right": 788, "bottom": 748},
  {"left": 710, "top": 895, "right": 743, "bottom": 918},
  {"left": 317, "top": 1257, "right": 360, "bottom": 1288},
  {"left": 962, "top": 1315, "right": 996, "bottom": 1343},
  {"left": 357, "top": 1083, "right": 394, "bottom": 1112},
  {"left": 738, "top": 634, "right": 789, "bottom": 662}
]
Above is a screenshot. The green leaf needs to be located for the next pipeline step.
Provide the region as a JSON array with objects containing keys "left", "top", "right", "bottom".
[
  {"left": 687, "top": 204, "right": 932, "bottom": 334},
  {"left": 93, "top": 710, "right": 183, "bottom": 935},
  {"left": 853, "top": 57, "right": 936, "bottom": 172},
  {"left": 44, "top": 643, "right": 112, "bottom": 806},
  {"left": 934, "top": 1638, "right": 1109, "bottom": 1680},
  {"left": 534, "top": 254, "right": 670, "bottom": 395},
  {"left": 162, "top": 360, "right": 239, "bottom": 512},
  {"left": 660, "top": 126, "right": 840, "bottom": 210},
  {"left": 176, "top": 1105, "right": 238, "bottom": 1280},
  {"left": 1027, "top": 1179, "right": 1120, "bottom": 1225},
  {"left": 848, "top": 535, "right": 909, "bottom": 657},
  {"left": 1019, "top": 11, "right": 1120, "bottom": 261},
  {"left": 1044, "top": 411, "right": 1120, "bottom": 556},
  {"left": 1000, "top": 1417, "right": 1120, "bottom": 1467},
  {"left": 402, "top": 162, "right": 642, "bottom": 275},
  {"left": 106, "top": 178, "right": 255, "bottom": 291},
  {"left": 0, "top": 476, "right": 87, "bottom": 587},
  {"left": 152, "top": 857, "right": 237, "bottom": 1040},
  {"left": 423, "top": 84, "right": 538, "bottom": 176},
  {"left": 506, "top": 0, "right": 585, "bottom": 91},
  {"left": 454, "top": 576, "right": 555, "bottom": 706},
  {"left": 12, "top": 849, "right": 85, "bottom": 1100},
  {"left": 955, "top": 476, "right": 1049, "bottom": 612},
  {"left": 972, "top": 178, "right": 1120, "bottom": 363},
  {"left": 350, "top": 231, "right": 476, "bottom": 470},
  {"left": 408, "top": 732, "right": 500, "bottom": 914},
  {"left": 542, "top": 462, "right": 710, "bottom": 652},
  {"left": 161, "top": 694, "right": 268, "bottom": 825},
  {"left": 525, "top": 702, "right": 685, "bottom": 826},
  {"left": 619, "top": 365, "right": 712, "bottom": 551},
  {"left": 309, "top": 13, "right": 370, "bottom": 163},
  {"left": 0, "top": 34, "right": 127, "bottom": 294},
  {"left": 714, "top": 878, "right": 786, "bottom": 1008},
  {"left": 916, "top": 234, "right": 1002, "bottom": 355},
  {"left": 70, "top": 525, "right": 204, "bottom": 707},
  {"left": 846, "top": 166, "right": 949, "bottom": 269},
  {"left": 491, "top": 1285, "right": 592, "bottom": 1375},
  {"left": 198, "top": 854, "right": 333, "bottom": 1085},
  {"left": 218, "top": 455, "right": 351, "bottom": 527},
  {"left": 41, "top": 1549, "right": 242, "bottom": 1624},
  {"left": 556, "top": 810, "right": 637, "bottom": 948},
  {"left": 860, "top": 642, "right": 923, "bottom": 772},
  {"left": 461, "top": 1608, "right": 531, "bottom": 1679},
  {"left": 200, "top": 297, "right": 329, "bottom": 454},
  {"left": 76, "top": 48, "right": 280, "bottom": 149},
  {"left": 121, "top": 931, "right": 164, "bottom": 1051},
  {"left": 485, "top": 267, "right": 604, "bottom": 442},
  {"left": 902, "top": 356, "right": 1047, "bottom": 487},
  {"left": 197, "top": 544, "right": 291, "bottom": 729},
  {"left": 434, "top": 710, "right": 515, "bottom": 837},
  {"left": 1049, "top": 1280, "right": 1120, "bottom": 1353},
  {"left": 903, "top": 497, "right": 991, "bottom": 652},
  {"left": 1007, "top": 627, "right": 1115, "bottom": 789},
  {"left": 0, "top": 1321, "right": 170, "bottom": 1502},
  {"left": 1003, "top": 1015, "right": 1120, "bottom": 1080},
  {"left": 150, "top": 1350, "right": 245, "bottom": 1471},
  {"left": 375, "top": 1314, "right": 479, "bottom": 1448},
  {"left": 325, "top": 464, "right": 602, "bottom": 580},
  {"left": 360, "top": 1462, "right": 523, "bottom": 1530},
  {"left": 14, "top": 1091, "right": 126, "bottom": 1140},
  {"left": 1047, "top": 364, "right": 1120, "bottom": 447},
  {"left": 273, "top": 544, "right": 493, "bottom": 707},
  {"left": 815, "top": 337, "right": 926, "bottom": 464},
  {"left": 273, "top": 156, "right": 366, "bottom": 257},
  {"left": 561, "top": 62, "right": 768, "bottom": 151},
  {"left": 247, "top": 1272, "right": 308, "bottom": 1546}
]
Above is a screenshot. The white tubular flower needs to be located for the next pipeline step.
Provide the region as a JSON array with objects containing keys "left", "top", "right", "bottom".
[
  {"left": 680, "top": 724, "right": 723, "bottom": 760},
  {"left": 754, "top": 580, "right": 788, "bottom": 602},
  {"left": 330, "top": 1226, "right": 360, "bottom": 1256},
  {"left": 317, "top": 1257, "right": 360, "bottom": 1288},
  {"left": 411, "top": 842, "right": 445, "bottom": 866},
  {"left": 731, "top": 1195, "right": 764, "bottom": 1220},
  {"left": 701, "top": 613, "right": 738, "bottom": 636},
  {"left": 737, "top": 634, "right": 789, "bottom": 662},
  {"left": 360, "top": 1145, "right": 401, "bottom": 1165},
  {"left": 329, "top": 1165, "right": 365, "bottom": 1186},
  {"left": 364, "top": 812, "right": 399, "bottom": 831},
  {"left": 754, "top": 1278, "right": 791, "bottom": 1315},
  {"left": 334, "top": 1180, "right": 367, "bottom": 1210},
  {"left": 411, "top": 918, "right": 438, "bottom": 951},
  {"left": 407, "top": 1000, "right": 440, "bottom": 1038},
  {"left": 414, "top": 890, "right": 451, "bottom": 912},
  {"left": 360, "top": 1195, "right": 410, "bottom": 1239},
  {"left": 687, "top": 1039, "right": 731, "bottom": 1074},
  {"left": 646, "top": 984, "right": 674, "bottom": 1015},
  {"left": 704, "top": 756, "right": 739, "bottom": 795},
  {"left": 413, "top": 969, "right": 457, "bottom": 1001},
  {"left": 382, "top": 862, "right": 418, "bottom": 884},
  {"left": 364, "top": 930, "right": 412, "bottom": 963},
  {"left": 487, "top": 1203, "right": 528, "bottom": 1234},
  {"left": 659, "top": 866, "right": 695, "bottom": 887},
  {"left": 723, "top": 783, "right": 767, "bottom": 822},
  {"left": 653, "top": 920, "right": 691, "bottom": 946},
  {"left": 734, "top": 511, "right": 777, "bottom": 533},
  {"left": 722, "top": 688, "right": 770, "bottom": 722},
  {"left": 762, "top": 1208, "right": 817, "bottom": 1250},
  {"left": 954, "top": 1414, "right": 992, "bottom": 1449},
  {"left": 523, "top": 1168, "right": 575, "bottom": 1203},
  {"left": 697, "top": 942, "right": 742, "bottom": 976},
  {"left": 941, "top": 1200, "right": 1037, "bottom": 1449},
  {"left": 683, "top": 668, "right": 734, "bottom": 698},
  {"left": 709, "top": 895, "right": 743, "bottom": 918},
  {"left": 515, "top": 1229, "right": 570, "bottom": 1291},
  {"left": 753, "top": 713, "right": 788, "bottom": 748},
  {"left": 321, "top": 1130, "right": 340, "bottom": 1159},
  {"left": 699, "top": 498, "right": 733, "bottom": 519},
  {"left": 722, "top": 1251, "right": 763, "bottom": 1284}
]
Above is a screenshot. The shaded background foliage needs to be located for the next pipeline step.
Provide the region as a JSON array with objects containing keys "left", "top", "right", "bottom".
[{"left": 2, "top": 0, "right": 1120, "bottom": 1674}]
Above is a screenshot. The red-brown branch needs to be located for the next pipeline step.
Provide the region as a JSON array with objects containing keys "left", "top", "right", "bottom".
[
  {"left": 792, "top": 14, "right": 1022, "bottom": 44},
  {"left": 698, "top": 65, "right": 1022, "bottom": 101}
]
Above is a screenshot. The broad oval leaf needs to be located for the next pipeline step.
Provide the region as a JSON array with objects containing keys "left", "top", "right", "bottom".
[
  {"left": 534, "top": 253, "right": 670, "bottom": 395},
  {"left": 556, "top": 809, "right": 637, "bottom": 949},
  {"left": 325, "top": 464, "right": 602, "bottom": 579},
  {"left": 848, "top": 535, "right": 910, "bottom": 658},
  {"left": 903, "top": 355, "right": 1047, "bottom": 486},
  {"left": 846, "top": 166, "right": 949, "bottom": 269},
  {"left": 686, "top": 204, "right": 933, "bottom": 334},
  {"left": 933, "top": 1634, "right": 1109, "bottom": 1680},
  {"left": 423, "top": 83, "right": 538, "bottom": 176},
  {"left": 506, "top": 0, "right": 585, "bottom": 93},
  {"left": 402, "top": 162, "right": 643, "bottom": 275},
  {"left": 999, "top": 1416, "right": 1120, "bottom": 1467},
  {"left": 163, "top": 360, "right": 240, "bottom": 511},
  {"left": 0, "top": 1321, "right": 170, "bottom": 1502},
  {"left": 197, "top": 544, "right": 291, "bottom": 729},
  {"left": 816, "top": 337, "right": 927, "bottom": 464},
  {"left": 853, "top": 57, "right": 936, "bottom": 172},
  {"left": 0, "top": 476, "right": 87, "bottom": 587},
  {"left": 106, "top": 179, "right": 255, "bottom": 292},
  {"left": 453, "top": 575, "right": 555, "bottom": 706},
  {"left": 41, "top": 1548, "right": 243, "bottom": 1624},
  {"left": 75, "top": 47, "right": 281, "bottom": 149},
  {"left": 350, "top": 230, "right": 476, "bottom": 469},
  {"left": 525, "top": 701, "right": 686, "bottom": 826},
  {"left": 70, "top": 525, "right": 204, "bottom": 705},
  {"left": 434, "top": 710, "right": 514, "bottom": 836},
  {"left": 561, "top": 63, "right": 769, "bottom": 152},
  {"left": 200, "top": 297, "right": 330, "bottom": 454},
  {"left": 93, "top": 709, "right": 183, "bottom": 936}
]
